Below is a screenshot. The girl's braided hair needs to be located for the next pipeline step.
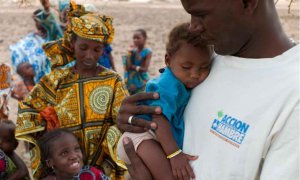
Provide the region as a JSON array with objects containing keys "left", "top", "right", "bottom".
[{"left": 38, "top": 128, "right": 77, "bottom": 177}]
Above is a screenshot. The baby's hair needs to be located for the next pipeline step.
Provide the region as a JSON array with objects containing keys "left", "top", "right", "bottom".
[
  {"left": 135, "top": 29, "right": 147, "bottom": 39},
  {"left": 166, "top": 22, "right": 213, "bottom": 56},
  {"left": 33, "top": 9, "right": 43, "bottom": 16}
]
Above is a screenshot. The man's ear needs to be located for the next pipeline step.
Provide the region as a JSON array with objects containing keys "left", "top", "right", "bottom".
[
  {"left": 165, "top": 53, "right": 171, "bottom": 66},
  {"left": 241, "top": 0, "right": 259, "bottom": 14}
]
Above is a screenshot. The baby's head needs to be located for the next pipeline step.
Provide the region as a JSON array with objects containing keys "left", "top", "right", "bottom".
[
  {"left": 165, "top": 22, "right": 213, "bottom": 89},
  {"left": 0, "top": 120, "right": 18, "bottom": 155},
  {"left": 16, "top": 62, "right": 35, "bottom": 79},
  {"left": 38, "top": 129, "right": 83, "bottom": 178}
]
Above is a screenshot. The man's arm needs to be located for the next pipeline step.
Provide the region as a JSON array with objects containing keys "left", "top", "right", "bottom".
[{"left": 260, "top": 103, "right": 299, "bottom": 179}]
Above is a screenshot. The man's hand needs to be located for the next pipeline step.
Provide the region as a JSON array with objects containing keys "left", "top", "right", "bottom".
[
  {"left": 117, "top": 92, "right": 161, "bottom": 133},
  {"left": 123, "top": 137, "right": 153, "bottom": 180}
]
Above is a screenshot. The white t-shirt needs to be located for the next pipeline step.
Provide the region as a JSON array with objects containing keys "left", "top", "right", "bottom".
[{"left": 183, "top": 44, "right": 299, "bottom": 180}]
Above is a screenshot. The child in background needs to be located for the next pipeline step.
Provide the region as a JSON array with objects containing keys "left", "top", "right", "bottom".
[
  {"left": 98, "top": 44, "right": 116, "bottom": 71},
  {"left": 117, "top": 23, "right": 213, "bottom": 180},
  {"left": 11, "top": 62, "right": 35, "bottom": 101},
  {"left": 125, "top": 29, "right": 152, "bottom": 95},
  {"left": 0, "top": 120, "right": 29, "bottom": 179},
  {"left": 38, "top": 128, "right": 109, "bottom": 180}
]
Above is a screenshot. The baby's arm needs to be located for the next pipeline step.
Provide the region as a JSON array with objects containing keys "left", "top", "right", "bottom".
[
  {"left": 152, "top": 114, "right": 197, "bottom": 180},
  {"left": 8, "top": 152, "right": 29, "bottom": 180}
]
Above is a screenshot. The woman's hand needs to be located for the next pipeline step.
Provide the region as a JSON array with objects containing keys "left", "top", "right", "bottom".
[{"left": 117, "top": 92, "right": 161, "bottom": 133}]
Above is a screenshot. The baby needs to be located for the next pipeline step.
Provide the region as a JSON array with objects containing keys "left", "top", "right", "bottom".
[{"left": 117, "top": 22, "right": 213, "bottom": 180}]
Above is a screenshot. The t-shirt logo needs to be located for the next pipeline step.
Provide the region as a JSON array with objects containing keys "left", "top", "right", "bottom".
[{"left": 210, "top": 111, "right": 250, "bottom": 148}]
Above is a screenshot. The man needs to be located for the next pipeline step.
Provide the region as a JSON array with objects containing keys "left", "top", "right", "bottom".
[{"left": 117, "top": 0, "right": 299, "bottom": 179}]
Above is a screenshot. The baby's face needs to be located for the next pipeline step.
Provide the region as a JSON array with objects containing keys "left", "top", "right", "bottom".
[
  {"left": 19, "top": 63, "right": 35, "bottom": 78},
  {"left": 167, "top": 42, "right": 212, "bottom": 89},
  {"left": 0, "top": 125, "right": 17, "bottom": 154}
]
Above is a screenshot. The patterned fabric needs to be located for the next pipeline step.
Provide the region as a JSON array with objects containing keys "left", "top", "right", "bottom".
[
  {"left": 16, "top": 67, "right": 128, "bottom": 179},
  {"left": 43, "top": 1, "right": 114, "bottom": 69},
  {"left": 98, "top": 45, "right": 113, "bottom": 69},
  {"left": 75, "top": 165, "right": 110, "bottom": 180},
  {"left": 125, "top": 48, "right": 151, "bottom": 95},
  {"left": 0, "top": 149, "right": 16, "bottom": 179},
  {"left": 0, "top": 64, "right": 12, "bottom": 120},
  {"left": 9, "top": 33, "right": 50, "bottom": 83}
]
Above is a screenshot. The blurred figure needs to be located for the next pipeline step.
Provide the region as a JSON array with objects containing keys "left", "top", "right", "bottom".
[
  {"left": 125, "top": 29, "right": 152, "bottom": 95},
  {"left": 10, "top": 8, "right": 63, "bottom": 83},
  {"left": 0, "top": 64, "right": 12, "bottom": 121},
  {"left": 11, "top": 62, "right": 35, "bottom": 101}
]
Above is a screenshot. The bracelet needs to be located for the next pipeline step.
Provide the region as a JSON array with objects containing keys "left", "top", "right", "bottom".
[
  {"left": 167, "top": 149, "right": 182, "bottom": 159},
  {"left": 135, "top": 66, "right": 140, "bottom": 72}
]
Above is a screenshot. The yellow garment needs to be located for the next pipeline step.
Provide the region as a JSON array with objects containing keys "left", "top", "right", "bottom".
[
  {"left": 43, "top": 0, "right": 114, "bottom": 69},
  {"left": 16, "top": 67, "right": 128, "bottom": 179}
]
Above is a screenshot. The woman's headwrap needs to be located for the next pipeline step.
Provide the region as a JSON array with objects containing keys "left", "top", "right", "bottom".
[{"left": 43, "top": 1, "right": 114, "bottom": 69}]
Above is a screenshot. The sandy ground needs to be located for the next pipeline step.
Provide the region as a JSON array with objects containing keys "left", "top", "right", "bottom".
[{"left": 0, "top": 0, "right": 299, "bottom": 177}]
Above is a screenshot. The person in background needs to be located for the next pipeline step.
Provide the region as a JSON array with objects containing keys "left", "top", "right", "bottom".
[
  {"left": 0, "top": 120, "right": 29, "bottom": 179},
  {"left": 98, "top": 44, "right": 117, "bottom": 71},
  {"left": 11, "top": 62, "right": 35, "bottom": 101},
  {"left": 125, "top": 29, "right": 152, "bottom": 95},
  {"left": 0, "top": 63, "right": 12, "bottom": 121},
  {"left": 10, "top": 7, "right": 63, "bottom": 83}
]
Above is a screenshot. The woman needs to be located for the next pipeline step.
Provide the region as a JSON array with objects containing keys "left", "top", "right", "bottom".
[
  {"left": 10, "top": 8, "right": 63, "bottom": 83},
  {"left": 16, "top": 2, "right": 128, "bottom": 179}
]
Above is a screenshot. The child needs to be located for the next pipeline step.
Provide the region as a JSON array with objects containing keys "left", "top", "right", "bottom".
[
  {"left": 38, "top": 128, "right": 109, "bottom": 180},
  {"left": 11, "top": 62, "right": 35, "bottom": 101},
  {"left": 125, "top": 29, "right": 152, "bottom": 95},
  {"left": 0, "top": 120, "right": 29, "bottom": 179},
  {"left": 117, "top": 22, "right": 213, "bottom": 179}
]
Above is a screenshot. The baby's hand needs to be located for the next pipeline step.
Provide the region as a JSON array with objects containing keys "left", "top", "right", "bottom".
[{"left": 169, "top": 152, "right": 198, "bottom": 180}]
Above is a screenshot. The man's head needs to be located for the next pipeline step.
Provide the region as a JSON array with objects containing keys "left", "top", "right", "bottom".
[{"left": 180, "top": 0, "right": 270, "bottom": 56}]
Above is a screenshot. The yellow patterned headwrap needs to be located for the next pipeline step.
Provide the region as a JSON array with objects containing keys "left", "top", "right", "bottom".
[{"left": 43, "top": 1, "right": 114, "bottom": 69}]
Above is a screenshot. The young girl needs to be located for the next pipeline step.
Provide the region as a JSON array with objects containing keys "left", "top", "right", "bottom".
[
  {"left": 0, "top": 120, "right": 29, "bottom": 179},
  {"left": 117, "top": 23, "right": 213, "bottom": 180},
  {"left": 125, "top": 29, "right": 152, "bottom": 95},
  {"left": 11, "top": 62, "right": 35, "bottom": 101},
  {"left": 38, "top": 129, "right": 109, "bottom": 180}
]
